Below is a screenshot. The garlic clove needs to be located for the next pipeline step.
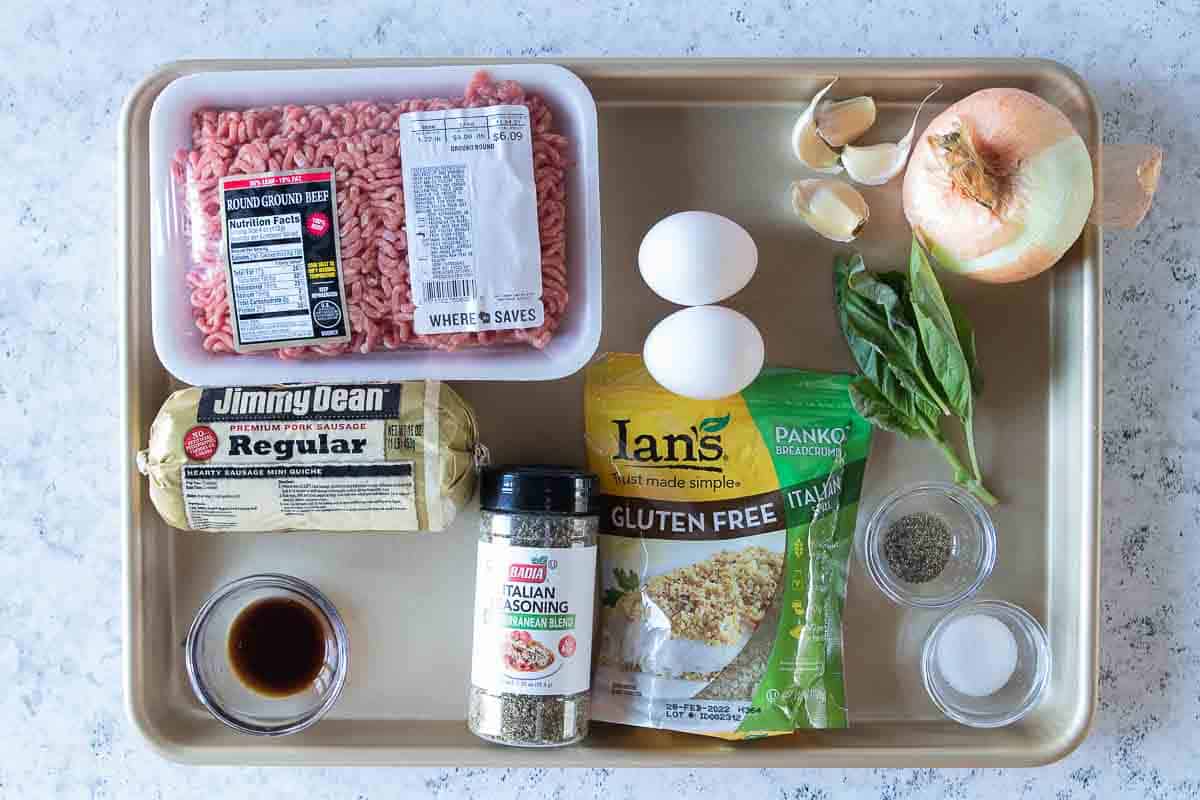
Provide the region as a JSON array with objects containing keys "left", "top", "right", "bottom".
[
  {"left": 791, "top": 79, "right": 843, "bottom": 173},
  {"left": 842, "top": 84, "right": 942, "bottom": 186},
  {"left": 816, "top": 96, "right": 877, "bottom": 147},
  {"left": 842, "top": 142, "right": 906, "bottom": 186},
  {"left": 790, "top": 179, "right": 870, "bottom": 242}
]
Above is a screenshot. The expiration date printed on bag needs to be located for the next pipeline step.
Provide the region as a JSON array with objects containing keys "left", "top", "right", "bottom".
[{"left": 398, "top": 105, "right": 545, "bottom": 336}]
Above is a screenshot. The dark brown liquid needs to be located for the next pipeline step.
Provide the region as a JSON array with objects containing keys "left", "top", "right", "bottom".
[{"left": 227, "top": 597, "right": 326, "bottom": 698}]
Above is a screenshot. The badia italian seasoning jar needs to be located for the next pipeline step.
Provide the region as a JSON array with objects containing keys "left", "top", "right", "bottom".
[{"left": 468, "top": 466, "right": 599, "bottom": 747}]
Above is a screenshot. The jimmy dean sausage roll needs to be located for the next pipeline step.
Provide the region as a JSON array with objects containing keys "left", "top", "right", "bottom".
[{"left": 137, "top": 382, "right": 478, "bottom": 532}]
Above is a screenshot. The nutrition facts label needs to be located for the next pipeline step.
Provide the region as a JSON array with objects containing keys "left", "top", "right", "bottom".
[
  {"left": 227, "top": 218, "right": 311, "bottom": 341},
  {"left": 398, "top": 105, "right": 544, "bottom": 336},
  {"left": 219, "top": 170, "right": 350, "bottom": 351}
]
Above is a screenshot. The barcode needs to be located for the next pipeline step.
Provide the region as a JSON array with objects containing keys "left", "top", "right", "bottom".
[{"left": 421, "top": 279, "right": 477, "bottom": 303}]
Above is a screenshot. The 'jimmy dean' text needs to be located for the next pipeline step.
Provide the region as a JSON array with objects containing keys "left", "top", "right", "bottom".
[{"left": 211, "top": 386, "right": 385, "bottom": 417}]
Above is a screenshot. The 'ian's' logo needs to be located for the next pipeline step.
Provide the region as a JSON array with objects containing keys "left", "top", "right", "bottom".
[{"left": 611, "top": 414, "right": 729, "bottom": 472}]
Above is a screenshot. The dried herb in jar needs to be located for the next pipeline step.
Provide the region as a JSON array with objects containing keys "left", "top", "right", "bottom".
[{"left": 468, "top": 467, "right": 599, "bottom": 747}]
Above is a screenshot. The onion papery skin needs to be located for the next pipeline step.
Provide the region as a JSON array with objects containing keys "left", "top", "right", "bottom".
[{"left": 902, "top": 88, "right": 1094, "bottom": 284}]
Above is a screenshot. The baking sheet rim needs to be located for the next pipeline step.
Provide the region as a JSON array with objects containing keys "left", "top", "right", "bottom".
[{"left": 119, "top": 57, "right": 1100, "bottom": 767}]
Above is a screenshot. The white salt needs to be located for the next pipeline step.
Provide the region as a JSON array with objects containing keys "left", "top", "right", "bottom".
[{"left": 937, "top": 613, "right": 1018, "bottom": 697}]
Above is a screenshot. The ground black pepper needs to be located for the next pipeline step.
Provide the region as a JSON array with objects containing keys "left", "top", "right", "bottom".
[{"left": 882, "top": 512, "right": 953, "bottom": 584}]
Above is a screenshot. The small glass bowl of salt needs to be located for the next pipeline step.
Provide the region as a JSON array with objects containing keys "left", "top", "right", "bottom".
[{"left": 921, "top": 600, "right": 1051, "bottom": 727}]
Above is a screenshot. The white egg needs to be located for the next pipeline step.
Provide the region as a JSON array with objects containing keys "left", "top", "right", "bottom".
[
  {"left": 638, "top": 211, "right": 758, "bottom": 306},
  {"left": 643, "top": 306, "right": 765, "bottom": 400}
]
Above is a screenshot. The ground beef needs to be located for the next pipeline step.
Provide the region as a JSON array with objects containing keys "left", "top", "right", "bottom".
[{"left": 171, "top": 71, "right": 569, "bottom": 357}]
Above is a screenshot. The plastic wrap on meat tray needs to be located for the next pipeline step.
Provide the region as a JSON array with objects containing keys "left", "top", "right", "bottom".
[{"left": 171, "top": 71, "right": 570, "bottom": 359}]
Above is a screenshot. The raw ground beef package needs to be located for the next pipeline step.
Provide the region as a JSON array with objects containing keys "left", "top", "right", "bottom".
[{"left": 171, "top": 71, "right": 570, "bottom": 358}]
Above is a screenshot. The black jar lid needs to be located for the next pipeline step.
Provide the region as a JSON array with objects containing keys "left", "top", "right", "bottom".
[{"left": 480, "top": 465, "right": 599, "bottom": 516}]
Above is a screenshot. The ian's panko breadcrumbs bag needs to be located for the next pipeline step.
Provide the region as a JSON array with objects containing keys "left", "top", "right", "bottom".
[
  {"left": 138, "top": 382, "right": 477, "bottom": 532},
  {"left": 585, "top": 354, "right": 872, "bottom": 738}
]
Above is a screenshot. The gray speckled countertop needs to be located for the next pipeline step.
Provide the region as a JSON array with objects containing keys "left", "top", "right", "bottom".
[{"left": 3, "top": 1, "right": 1198, "bottom": 797}]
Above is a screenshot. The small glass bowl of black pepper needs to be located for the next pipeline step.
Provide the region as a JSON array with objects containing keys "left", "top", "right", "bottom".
[
  {"left": 185, "top": 573, "right": 349, "bottom": 736},
  {"left": 863, "top": 482, "right": 996, "bottom": 609}
]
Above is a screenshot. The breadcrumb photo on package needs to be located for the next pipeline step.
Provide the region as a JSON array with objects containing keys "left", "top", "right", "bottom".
[{"left": 584, "top": 354, "right": 873, "bottom": 738}]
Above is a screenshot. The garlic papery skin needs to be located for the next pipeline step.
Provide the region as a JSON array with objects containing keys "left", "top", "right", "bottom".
[
  {"left": 791, "top": 79, "right": 842, "bottom": 173},
  {"left": 842, "top": 85, "right": 941, "bottom": 186},
  {"left": 791, "top": 179, "right": 870, "bottom": 242},
  {"left": 816, "top": 96, "right": 877, "bottom": 147}
]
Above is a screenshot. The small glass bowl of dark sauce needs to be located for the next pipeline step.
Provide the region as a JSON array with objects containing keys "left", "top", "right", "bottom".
[{"left": 186, "top": 574, "right": 348, "bottom": 736}]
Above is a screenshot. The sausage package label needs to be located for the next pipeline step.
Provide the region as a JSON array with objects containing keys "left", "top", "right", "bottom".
[
  {"left": 138, "top": 382, "right": 478, "bottom": 533},
  {"left": 181, "top": 461, "right": 416, "bottom": 531},
  {"left": 398, "top": 105, "right": 544, "bottom": 336}
]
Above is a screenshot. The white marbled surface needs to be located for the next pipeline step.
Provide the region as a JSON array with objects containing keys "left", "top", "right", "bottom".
[{"left": 2, "top": 0, "right": 1198, "bottom": 797}]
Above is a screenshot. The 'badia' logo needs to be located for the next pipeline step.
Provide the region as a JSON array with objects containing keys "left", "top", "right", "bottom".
[
  {"left": 508, "top": 554, "right": 556, "bottom": 583},
  {"left": 508, "top": 563, "right": 547, "bottom": 583},
  {"left": 611, "top": 414, "right": 729, "bottom": 471}
]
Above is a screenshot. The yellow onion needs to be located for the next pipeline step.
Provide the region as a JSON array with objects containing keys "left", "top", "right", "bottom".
[{"left": 902, "top": 88, "right": 1094, "bottom": 284}]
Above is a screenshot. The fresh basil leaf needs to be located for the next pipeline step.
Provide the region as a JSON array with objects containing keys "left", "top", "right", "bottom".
[
  {"left": 834, "top": 250, "right": 997, "bottom": 505},
  {"left": 846, "top": 259, "right": 950, "bottom": 415},
  {"left": 838, "top": 292, "right": 888, "bottom": 385},
  {"left": 947, "top": 297, "right": 982, "bottom": 395},
  {"left": 847, "top": 266, "right": 919, "bottom": 353},
  {"left": 878, "top": 271, "right": 943, "bottom": 420},
  {"left": 846, "top": 266, "right": 905, "bottom": 312},
  {"left": 908, "top": 238, "right": 972, "bottom": 420},
  {"left": 844, "top": 306, "right": 944, "bottom": 413},
  {"left": 834, "top": 254, "right": 868, "bottom": 358},
  {"left": 837, "top": 256, "right": 901, "bottom": 402},
  {"left": 848, "top": 378, "right": 923, "bottom": 438},
  {"left": 876, "top": 270, "right": 908, "bottom": 297},
  {"left": 877, "top": 368, "right": 918, "bottom": 420},
  {"left": 836, "top": 255, "right": 941, "bottom": 421},
  {"left": 836, "top": 256, "right": 912, "bottom": 370}
]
